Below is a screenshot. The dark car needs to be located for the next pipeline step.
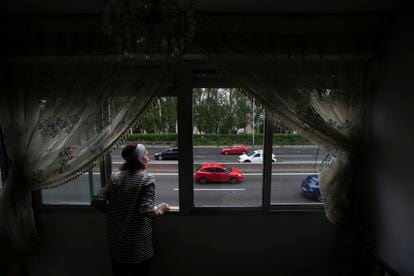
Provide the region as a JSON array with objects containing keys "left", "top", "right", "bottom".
[
  {"left": 301, "top": 175, "right": 322, "bottom": 202},
  {"left": 154, "top": 147, "right": 179, "bottom": 160}
]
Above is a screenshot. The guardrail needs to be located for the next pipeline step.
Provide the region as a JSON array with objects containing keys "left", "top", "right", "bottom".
[{"left": 112, "top": 162, "right": 321, "bottom": 173}]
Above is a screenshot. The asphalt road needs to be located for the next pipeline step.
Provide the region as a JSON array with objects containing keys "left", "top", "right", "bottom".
[
  {"left": 110, "top": 146, "right": 328, "bottom": 163},
  {"left": 41, "top": 146, "right": 325, "bottom": 206},
  {"left": 42, "top": 172, "right": 321, "bottom": 206}
]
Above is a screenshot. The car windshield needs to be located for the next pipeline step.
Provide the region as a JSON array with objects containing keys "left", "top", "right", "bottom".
[{"left": 249, "top": 150, "right": 262, "bottom": 156}]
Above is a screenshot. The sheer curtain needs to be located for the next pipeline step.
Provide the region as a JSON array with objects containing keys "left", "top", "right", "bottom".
[
  {"left": 196, "top": 15, "right": 380, "bottom": 224},
  {"left": 0, "top": 58, "right": 170, "bottom": 250}
]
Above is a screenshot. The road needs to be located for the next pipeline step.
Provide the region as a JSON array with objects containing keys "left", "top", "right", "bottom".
[
  {"left": 111, "top": 146, "right": 328, "bottom": 163},
  {"left": 42, "top": 172, "right": 321, "bottom": 206},
  {"left": 41, "top": 146, "right": 325, "bottom": 206}
]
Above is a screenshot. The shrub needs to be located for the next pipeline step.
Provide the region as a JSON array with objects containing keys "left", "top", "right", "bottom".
[{"left": 127, "top": 133, "right": 312, "bottom": 145}]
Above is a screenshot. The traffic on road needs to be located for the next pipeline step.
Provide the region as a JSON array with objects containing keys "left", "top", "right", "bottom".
[{"left": 42, "top": 146, "right": 326, "bottom": 206}]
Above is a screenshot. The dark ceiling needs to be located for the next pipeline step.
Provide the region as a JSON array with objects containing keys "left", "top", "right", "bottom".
[{"left": 0, "top": 0, "right": 400, "bottom": 14}]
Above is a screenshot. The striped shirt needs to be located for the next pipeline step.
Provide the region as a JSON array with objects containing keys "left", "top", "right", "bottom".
[{"left": 92, "top": 169, "right": 155, "bottom": 264}]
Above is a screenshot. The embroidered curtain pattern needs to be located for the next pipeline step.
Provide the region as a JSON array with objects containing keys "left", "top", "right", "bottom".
[
  {"left": 196, "top": 15, "right": 381, "bottom": 224},
  {"left": 206, "top": 58, "right": 376, "bottom": 224},
  {"left": 0, "top": 59, "right": 169, "bottom": 250}
]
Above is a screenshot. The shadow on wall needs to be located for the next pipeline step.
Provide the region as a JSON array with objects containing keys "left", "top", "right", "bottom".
[{"left": 366, "top": 15, "right": 414, "bottom": 276}]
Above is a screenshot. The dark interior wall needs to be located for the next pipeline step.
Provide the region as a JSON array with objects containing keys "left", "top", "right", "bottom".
[
  {"left": 29, "top": 209, "right": 339, "bottom": 276},
  {"left": 365, "top": 15, "right": 414, "bottom": 275}
]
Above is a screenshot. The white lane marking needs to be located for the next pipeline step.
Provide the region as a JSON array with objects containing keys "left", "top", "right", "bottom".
[
  {"left": 174, "top": 188, "right": 245, "bottom": 191},
  {"left": 113, "top": 161, "right": 322, "bottom": 164},
  {"left": 92, "top": 172, "right": 319, "bottom": 176},
  {"left": 277, "top": 155, "right": 314, "bottom": 157},
  {"left": 246, "top": 172, "right": 319, "bottom": 176},
  {"left": 154, "top": 172, "right": 319, "bottom": 176}
]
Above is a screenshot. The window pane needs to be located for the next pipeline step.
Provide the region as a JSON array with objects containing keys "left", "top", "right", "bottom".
[
  {"left": 42, "top": 171, "right": 101, "bottom": 204},
  {"left": 270, "top": 116, "right": 326, "bottom": 205},
  {"left": 193, "top": 88, "right": 264, "bottom": 207},
  {"left": 42, "top": 97, "right": 179, "bottom": 207},
  {"left": 120, "top": 97, "right": 179, "bottom": 209}
]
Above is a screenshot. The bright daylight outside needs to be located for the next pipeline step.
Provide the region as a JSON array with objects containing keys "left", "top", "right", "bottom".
[
  {"left": 126, "top": 97, "right": 179, "bottom": 208},
  {"left": 192, "top": 88, "right": 325, "bottom": 207},
  {"left": 270, "top": 116, "right": 326, "bottom": 205},
  {"left": 192, "top": 88, "right": 264, "bottom": 207},
  {"left": 42, "top": 97, "right": 179, "bottom": 207},
  {"left": 41, "top": 91, "right": 325, "bottom": 207}
]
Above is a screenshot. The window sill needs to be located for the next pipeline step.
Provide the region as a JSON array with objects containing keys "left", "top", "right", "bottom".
[{"left": 38, "top": 203, "right": 324, "bottom": 214}]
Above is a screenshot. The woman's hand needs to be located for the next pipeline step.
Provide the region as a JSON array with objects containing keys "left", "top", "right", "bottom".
[
  {"left": 156, "top": 202, "right": 170, "bottom": 215},
  {"left": 145, "top": 202, "right": 170, "bottom": 217}
]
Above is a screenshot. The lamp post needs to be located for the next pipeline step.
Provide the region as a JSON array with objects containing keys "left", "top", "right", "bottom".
[{"left": 252, "top": 98, "right": 255, "bottom": 147}]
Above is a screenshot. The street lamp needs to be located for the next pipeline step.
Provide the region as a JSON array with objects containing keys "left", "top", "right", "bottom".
[{"left": 252, "top": 98, "right": 255, "bottom": 147}]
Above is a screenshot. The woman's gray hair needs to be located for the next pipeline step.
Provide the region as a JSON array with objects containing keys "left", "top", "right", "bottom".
[{"left": 123, "top": 144, "right": 146, "bottom": 163}]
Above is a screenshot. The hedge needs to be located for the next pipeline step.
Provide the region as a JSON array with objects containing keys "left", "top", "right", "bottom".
[{"left": 127, "top": 133, "right": 312, "bottom": 145}]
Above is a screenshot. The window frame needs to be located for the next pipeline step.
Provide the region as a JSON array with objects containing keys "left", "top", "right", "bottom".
[
  {"left": 32, "top": 62, "right": 323, "bottom": 213},
  {"left": 183, "top": 63, "right": 324, "bottom": 213}
]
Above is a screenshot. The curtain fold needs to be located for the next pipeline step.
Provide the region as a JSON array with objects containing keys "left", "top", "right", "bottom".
[
  {"left": 196, "top": 19, "right": 379, "bottom": 224},
  {"left": 0, "top": 58, "right": 171, "bottom": 250}
]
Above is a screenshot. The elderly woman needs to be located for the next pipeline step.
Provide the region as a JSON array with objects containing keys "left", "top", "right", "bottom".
[{"left": 92, "top": 143, "right": 169, "bottom": 276}]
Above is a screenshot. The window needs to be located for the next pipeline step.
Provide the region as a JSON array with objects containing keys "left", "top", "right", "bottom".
[
  {"left": 270, "top": 116, "right": 326, "bottom": 205},
  {"left": 116, "top": 96, "right": 179, "bottom": 209},
  {"left": 192, "top": 88, "right": 264, "bottom": 207},
  {"left": 40, "top": 96, "right": 180, "bottom": 207},
  {"left": 38, "top": 65, "right": 325, "bottom": 212},
  {"left": 42, "top": 170, "right": 102, "bottom": 205}
]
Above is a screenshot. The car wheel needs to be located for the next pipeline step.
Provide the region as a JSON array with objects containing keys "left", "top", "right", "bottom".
[
  {"left": 242, "top": 151, "right": 247, "bottom": 155},
  {"left": 199, "top": 178, "right": 207, "bottom": 184},
  {"left": 158, "top": 156, "right": 163, "bottom": 160},
  {"left": 230, "top": 177, "right": 237, "bottom": 184},
  {"left": 224, "top": 151, "right": 228, "bottom": 155},
  {"left": 317, "top": 195, "right": 322, "bottom": 202},
  {"left": 243, "top": 160, "right": 251, "bottom": 163}
]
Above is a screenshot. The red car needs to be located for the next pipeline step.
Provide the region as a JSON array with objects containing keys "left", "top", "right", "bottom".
[
  {"left": 220, "top": 144, "right": 248, "bottom": 155},
  {"left": 194, "top": 163, "right": 243, "bottom": 184}
]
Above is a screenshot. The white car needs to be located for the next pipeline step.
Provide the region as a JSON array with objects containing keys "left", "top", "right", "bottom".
[{"left": 238, "top": 150, "right": 277, "bottom": 163}]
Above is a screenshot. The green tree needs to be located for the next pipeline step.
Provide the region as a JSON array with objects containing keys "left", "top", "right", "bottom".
[
  {"left": 137, "top": 97, "right": 177, "bottom": 133},
  {"left": 160, "top": 97, "right": 177, "bottom": 133},
  {"left": 193, "top": 88, "right": 256, "bottom": 134},
  {"left": 193, "top": 88, "right": 227, "bottom": 133},
  {"left": 232, "top": 89, "right": 251, "bottom": 131}
]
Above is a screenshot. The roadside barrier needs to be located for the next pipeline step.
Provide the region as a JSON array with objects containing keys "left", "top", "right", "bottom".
[{"left": 112, "top": 162, "right": 320, "bottom": 173}]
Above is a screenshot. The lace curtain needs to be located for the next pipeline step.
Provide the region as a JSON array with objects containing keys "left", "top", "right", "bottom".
[
  {"left": 196, "top": 16, "right": 380, "bottom": 224},
  {"left": 0, "top": 59, "right": 169, "bottom": 250}
]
